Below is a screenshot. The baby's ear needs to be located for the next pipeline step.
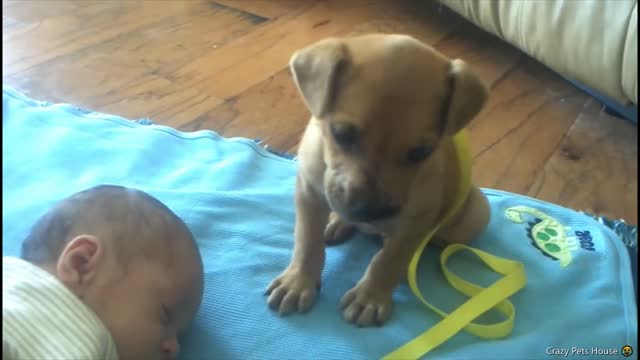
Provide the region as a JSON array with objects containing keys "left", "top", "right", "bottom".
[{"left": 56, "top": 235, "right": 102, "bottom": 296}]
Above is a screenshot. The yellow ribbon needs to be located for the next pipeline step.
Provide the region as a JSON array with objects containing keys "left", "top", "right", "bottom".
[{"left": 383, "top": 130, "right": 527, "bottom": 359}]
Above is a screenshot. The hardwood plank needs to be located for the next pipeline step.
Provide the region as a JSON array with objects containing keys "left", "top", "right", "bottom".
[
  {"left": 3, "top": 0, "right": 85, "bottom": 22},
  {"left": 3, "top": 0, "right": 265, "bottom": 124},
  {"left": 529, "top": 100, "right": 638, "bottom": 224},
  {"left": 2, "top": 17, "right": 40, "bottom": 42},
  {"left": 212, "top": 0, "right": 310, "bottom": 19},
  {"left": 96, "top": 78, "right": 224, "bottom": 128},
  {"left": 469, "top": 58, "right": 587, "bottom": 194},
  {"left": 164, "top": 1, "right": 420, "bottom": 100},
  {"left": 180, "top": 68, "right": 307, "bottom": 151},
  {"left": 200, "top": 1, "right": 271, "bottom": 25},
  {"left": 4, "top": 1, "right": 191, "bottom": 74}
]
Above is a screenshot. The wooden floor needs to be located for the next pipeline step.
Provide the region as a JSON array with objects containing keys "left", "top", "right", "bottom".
[{"left": 3, "top": 0, "right": 637, "bottom": 225}]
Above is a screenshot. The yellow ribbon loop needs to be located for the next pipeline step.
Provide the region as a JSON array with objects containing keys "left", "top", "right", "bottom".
[{"left": 383, "top": 130, "right": 527, "bottom": 360}]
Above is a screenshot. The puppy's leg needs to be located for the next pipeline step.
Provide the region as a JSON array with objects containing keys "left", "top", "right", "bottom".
[
  {"left": 266, "top": 175, "right": 330, "bottom": 315},
  {"left": 340, "top": 232, "right": 422, "bottom": 327},
  {"left": 324, "top": 212, "right": 356, "bottom": 244},
  {"left": 432, "top": 186, "right": 490, "bottom": 246}
]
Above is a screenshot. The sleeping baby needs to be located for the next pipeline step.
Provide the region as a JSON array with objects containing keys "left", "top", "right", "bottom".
[{"left": 3, "top": 185, "right": 204, "bottom": 360}]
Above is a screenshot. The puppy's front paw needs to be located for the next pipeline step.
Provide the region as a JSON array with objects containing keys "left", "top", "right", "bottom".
[
  {"left": 266, "top": 268, "right": 319, "bottom": 316},
  {"left": 324, "top": 213, "right": 355, "bottom": 244},
  {"left": 340, "top": 282, "right": 393, "bottom": 327}
]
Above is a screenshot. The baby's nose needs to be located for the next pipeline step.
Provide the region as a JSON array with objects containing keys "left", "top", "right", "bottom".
[{"left": 162, "top": 337, "right": 180, "bottom": 359}]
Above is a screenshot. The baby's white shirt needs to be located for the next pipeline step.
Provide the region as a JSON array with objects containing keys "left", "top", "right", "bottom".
[{"left": 2, "top": 256, "right": 119, "bottom": 360}]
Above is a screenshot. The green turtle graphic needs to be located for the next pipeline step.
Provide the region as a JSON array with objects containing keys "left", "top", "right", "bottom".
[{"left": 505, "top": 206, "right": 578, "bottom": 267}]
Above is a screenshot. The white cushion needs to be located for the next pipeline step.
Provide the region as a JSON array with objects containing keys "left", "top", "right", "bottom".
[
  {"left": 439, "top": 0, "right": 637, "bottom": 105},
  {"left": 622, "top": 2, "right": 637, "bottom": 105}
]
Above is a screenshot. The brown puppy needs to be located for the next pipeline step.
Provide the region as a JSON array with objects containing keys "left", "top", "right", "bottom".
[{"left": 266, "top": 34, "right": 491, "bottom": 327}]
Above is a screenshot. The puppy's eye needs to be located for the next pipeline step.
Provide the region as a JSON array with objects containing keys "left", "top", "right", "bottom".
[
  {"left": 407, "top": 145, "right": 434, "bottom": 164},
  {"left": 160, "top": 304, "right": 171, "bottom": 326},
  {"left": 330, "top": 122, "right": 358, "bottom": 149}
]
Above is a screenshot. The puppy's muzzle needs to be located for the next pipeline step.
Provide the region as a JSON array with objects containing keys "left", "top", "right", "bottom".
[
  {"left": 348, "top": 199, "right": 399, "bottom": 222},
  {"left": 336, "top": 172, "right": 399, "bottom": 222}
]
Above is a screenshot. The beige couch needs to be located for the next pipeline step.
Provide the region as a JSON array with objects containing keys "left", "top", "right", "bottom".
[{"left": 437, "top": 0, "right": 637, "bottom": 108}]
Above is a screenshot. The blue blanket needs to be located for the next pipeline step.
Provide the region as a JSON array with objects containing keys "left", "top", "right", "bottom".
[{"left": 2, "top": 85, "right": 637, "bottom": 359}]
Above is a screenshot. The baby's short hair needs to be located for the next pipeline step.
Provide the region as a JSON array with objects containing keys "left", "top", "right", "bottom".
[{"left": 21, "top": 185, "right": 194, "bottom": 267}]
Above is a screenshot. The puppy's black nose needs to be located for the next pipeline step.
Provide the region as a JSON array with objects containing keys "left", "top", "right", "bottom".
[{"left": 349, "top": 201, "right": 398, "bottom": 222}]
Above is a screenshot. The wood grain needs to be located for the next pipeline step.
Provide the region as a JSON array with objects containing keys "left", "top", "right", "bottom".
[
  {"left": 470, "top": 58, "right": 587, "bottom": 191},
  {"left": 212, "top": 0, "right": 308, "bottom": 19},
  {"left": 529, "top": 100, "right": 638, "bottom": 223},
  {"left": 180, "top": 68, "right": 308, "bottom": 152},
  {"left": 3, "top": 0, "right": 637, "bottom": 224}
]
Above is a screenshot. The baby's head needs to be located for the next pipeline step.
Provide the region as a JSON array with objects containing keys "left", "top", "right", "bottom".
[{"left": 21, "top": 185, "right": 204, "bottom": 360}]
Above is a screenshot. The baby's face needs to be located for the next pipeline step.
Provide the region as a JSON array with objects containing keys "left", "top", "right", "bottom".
[{"left": 93, "top": 243, "right": 204, "bottom": 359}]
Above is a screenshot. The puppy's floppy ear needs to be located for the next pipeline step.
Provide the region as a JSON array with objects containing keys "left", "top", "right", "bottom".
[
  {"left": 440, "top": 59, "right": 488, "bottom": 136},
  {"left": 289, "top": 38, "right": 349, "bottom": 118}
]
